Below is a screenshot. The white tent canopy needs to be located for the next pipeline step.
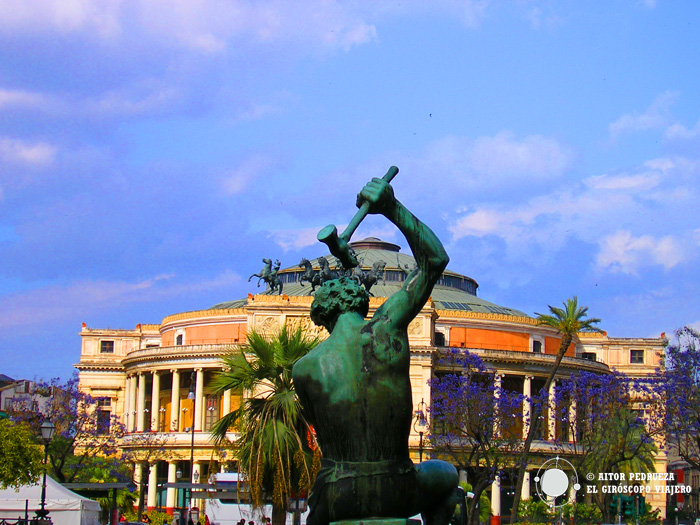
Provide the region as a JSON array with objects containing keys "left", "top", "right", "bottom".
[{"left": 0, "top": 477, "right": 101, "bottom": 525}]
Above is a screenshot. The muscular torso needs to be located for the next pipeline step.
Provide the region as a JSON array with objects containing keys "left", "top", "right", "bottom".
[{"left": 293, "top": 313, "right": 413, "bottom": 462}]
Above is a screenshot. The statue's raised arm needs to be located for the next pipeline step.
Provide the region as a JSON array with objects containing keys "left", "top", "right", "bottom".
[{"left": 357, "top": 176, "right": 449, "bottom": 329}]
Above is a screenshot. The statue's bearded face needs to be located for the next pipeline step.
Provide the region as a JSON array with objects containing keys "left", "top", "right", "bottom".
[{"left": 310, "top": 277, "right": 369, "bottom": 331}]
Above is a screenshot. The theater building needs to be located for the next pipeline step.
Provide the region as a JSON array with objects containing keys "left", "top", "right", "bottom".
[{"left": 75, "top": 238, "right": 666, "bottom": 517}]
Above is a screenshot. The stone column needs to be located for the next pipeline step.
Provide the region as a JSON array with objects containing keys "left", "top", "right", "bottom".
[
  {"left": 194, "top": 368, "right": 204, "bottom": 432},
  {"left": 192, "top": 461, "right": 203, "bottom": 508},
  {"left": 170, "top": 369, "right": 180, "bottom": 432},
  {"left": 548, "top": 380, "right": 556, "bottom": 441},
  {"left": 150, "top": 371, "right": 160, "bottom": 431},
  {"left": 523, "top": 375, "right": 533, "bottom": 439},
  {"left": 222, "top": 388, "right": 231, "bottom": 416},
  {"left": 147, "top": 462, "right": 158, "bottom": 509},
  {"left": 493, "top": 374, "right": 503, "bottom": 438},
  {"left": 123, "top": 375, "right": 131, "bottom": 429},
  {"left": 166, "top": 462, "right": 177, "bottom": 510},
  {"left": 137, "top": 373, "right": 147, "bottom": 432},
  {"left": 522, "top": 470, "right": 531, "bottom": 500},
  {"left": 569, "top": 396, "right": 577, "bottom": 443},
  {"left": 491, "top": 474, "right": 501, "bottom": 519},
  {"left": 134, "top": 461, "right": 144, "bottom": 499},
  {"left": 128, "top": 375, "right": 138, "bottom": 432}
]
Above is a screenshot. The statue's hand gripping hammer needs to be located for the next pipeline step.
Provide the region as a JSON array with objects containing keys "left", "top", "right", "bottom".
[{"left": 317, "top": 166, "right": 399, "bottom": 270}]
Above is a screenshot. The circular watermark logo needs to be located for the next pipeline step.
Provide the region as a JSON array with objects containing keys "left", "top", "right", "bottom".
[{"left": 534, "top": 456, "right": 580, "bottom": 508}]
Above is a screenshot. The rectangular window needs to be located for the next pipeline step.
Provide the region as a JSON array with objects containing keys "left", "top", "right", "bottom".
[
  {"left": 100, "top": 340, "right": 114, "bottom": 353},
  {"left": 205, "top": 394, "right": 220, "bottom": 431},
  {"left": 96, "top": 410, "right": 111, "bottom": 433},
  {"left": 532, "top": 341, "right": 542, "bottom": 353},
  {"left": 96, "top": 398, "right": 111, "bottom": 408},
  {"left": 630, "top": 350, "right": 644, "bottom": 364},
  {"left": 581, "top": 352, "right": 597, "bottom": 361}
]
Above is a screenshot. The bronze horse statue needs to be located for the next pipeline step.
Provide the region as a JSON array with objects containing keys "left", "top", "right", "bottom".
[
  {"left": 362, "top": 260, "right": 386, "bottom": 294},
  {"left": 248, "top": 258, "right": 284, "bottom": 294},
  {"left": 299, "top": 258, "right": 323, "bottom": 292}
]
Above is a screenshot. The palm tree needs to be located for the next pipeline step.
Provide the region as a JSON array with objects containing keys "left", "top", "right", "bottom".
[
  {"left": 211, "top": 326, "right": 321, "bottom": 525},
  {"left": 510, "top": 296, "right": 603, "bottom": 522}
]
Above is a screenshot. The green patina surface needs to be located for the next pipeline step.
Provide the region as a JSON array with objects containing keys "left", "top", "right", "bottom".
[{"left": 291, "top": 173, "right": 459, "bottom": 525}]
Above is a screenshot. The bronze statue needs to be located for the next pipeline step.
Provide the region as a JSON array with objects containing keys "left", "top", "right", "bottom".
[
  {"left": 292, "top": 173, "right": 459, "bottom": 525},
  {"left": 299, "top": 258, "right": 323, "bottom": 292},
  {"left": 248, "top": 258, "right": 283, "bottom": 295},
  {"left": 316, "top": 257, "right": 338, "bottom": 284},
  {"left": 362, "top": 259, "right": 387, "bottom": 295}
]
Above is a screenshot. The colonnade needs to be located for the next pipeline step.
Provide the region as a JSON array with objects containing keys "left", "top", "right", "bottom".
[
  {"left": 122, "top": 368, "right": 235, "bottom": 433},
  {"left": 492, "top": 375, "right": 576, "bottom": 442},
  {"left": 121, "top": 367, "right": 234, "bottom": 512},
  {"left": 488, "top": 375, "right": 578, "bottom": 521}
]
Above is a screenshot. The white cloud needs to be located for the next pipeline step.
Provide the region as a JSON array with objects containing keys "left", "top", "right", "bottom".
[
  {"left": 0, "top": 0, "right": 123, "bottom": 38},
  {"left": 221, "top": 155, "right": 272, "bottom": 196},
  {"left": 413, "top": 131, "right": 573, "bottom": 191},
  {"left": 596, "top": 230, "right": 685, "bottom": 275},
  {"left": 86, "top": 81, "right": 181, "bottom": 117},
  {"left": 270, "top": 227, "right": 322, "bottom": 252},
  {"left": 0, "top": 88, "right": 53, "bottom": 111},
  {"left": 470, "top": 131, "right": 572, "bottom": 177},
  {"left": 584, "top": 172, "right": 660, "bottom": 192},
  {"left": 448, "top": 154, "right": 698, "bottom": 275},
  {"left": 665, "top": 119, "right": 700, "bottom": 141},
  {"left": 0, "top": 137, "right": 57, "bottom": 167},
  {"left": 0, "top": 0, "right": 379, "bottom": 53},
  {"left": 0, "top": 271, "right": 241, "bottom": 329},
  {"left": 609, "top": 91, "right": 678, "bottom": 139}
]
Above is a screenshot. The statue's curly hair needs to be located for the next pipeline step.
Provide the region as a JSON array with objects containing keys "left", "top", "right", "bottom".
[{"left": 310, "top": 277, "right": 369, "bottom": 329}]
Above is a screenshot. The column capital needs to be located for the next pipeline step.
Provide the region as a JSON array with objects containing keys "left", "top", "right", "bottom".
[{"left": 170, "top": 368, "right": 179, "bottom": 374}]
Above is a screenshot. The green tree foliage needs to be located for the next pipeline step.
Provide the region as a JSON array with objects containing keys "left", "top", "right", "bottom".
[
  {"left": 562, "top": 502, "right": 603, "bottom": 525},
  {"left": 511, "top": 296, "right": 602, "bottom": 522},
  {"left": 517, "top": 499, "right": 552, "bottom": 523},
  {"left": 211, "top": 326, "right": 320, "bottom": 525},
  {"left": 0, "top": 419, "right": 44, "bottom": 489}
]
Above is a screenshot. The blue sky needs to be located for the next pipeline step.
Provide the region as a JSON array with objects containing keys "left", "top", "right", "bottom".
[{"left": 1, "top": 1, "right": 699, "bottom": 380}]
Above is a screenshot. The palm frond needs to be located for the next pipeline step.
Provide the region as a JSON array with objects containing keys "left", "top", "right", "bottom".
[{"left": 210, "top": 326, "right": 320, "bottom": 513}]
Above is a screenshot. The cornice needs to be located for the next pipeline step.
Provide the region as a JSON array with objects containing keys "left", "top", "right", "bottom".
[
  {"left": 161, "top": 308, "right": 247, "bottom": 326},
  {"left": 74, "top": 362, "right": 125, "bottom": 372},
  {"left": 435, "top": 310, "right": 537, "bottom": 325}
]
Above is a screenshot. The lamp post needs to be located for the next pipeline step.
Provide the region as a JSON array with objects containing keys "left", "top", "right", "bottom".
[
  {"left": 413, "top": 398, "right": 428, "bottom": 463},
  {"left": 188, "top": 372, "right": 196, "bottom": 518},
  {"left": 36, "top": 420, "right": 56, "bottom": 522}
]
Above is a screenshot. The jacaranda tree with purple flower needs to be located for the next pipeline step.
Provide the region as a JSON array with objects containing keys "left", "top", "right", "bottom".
[
  {"left": 662, "top": 326, "right": 700, "bottom": 470},
  {"left": 10, "top": 373, "right": 125, "bottom": 483},
  {"left": 429, "top": 349, "right": 525, "bottom": 525},
  {"left": 553, "top": 371, "right": 660, "bottom": 522}
]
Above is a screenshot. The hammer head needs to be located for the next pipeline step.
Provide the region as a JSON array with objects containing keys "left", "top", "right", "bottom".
[{"left": 317, "top": 224, "right": 359, "bottom": 269}]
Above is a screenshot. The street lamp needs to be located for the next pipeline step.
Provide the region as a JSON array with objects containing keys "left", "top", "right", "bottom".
[
  {"left": 413, "top": 398, "right": 428, "bottom": 463},
  {"left": 188, "top": 372, "right": 196, "bottom": 518},
  {"left": 36, "top": 420, "right": 56, "bottom": 522},
  {"left": 188, "top": 372, "right": 196, "bottom": 483}
]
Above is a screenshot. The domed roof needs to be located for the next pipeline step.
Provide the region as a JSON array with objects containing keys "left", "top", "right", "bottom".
[{"left": 211, "top": 238, "right": 528, "bottom": 317}]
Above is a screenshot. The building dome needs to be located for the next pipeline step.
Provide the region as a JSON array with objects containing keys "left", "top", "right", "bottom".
[{"left": 211, "top": 237, "right": 528, "bottom": 317}]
